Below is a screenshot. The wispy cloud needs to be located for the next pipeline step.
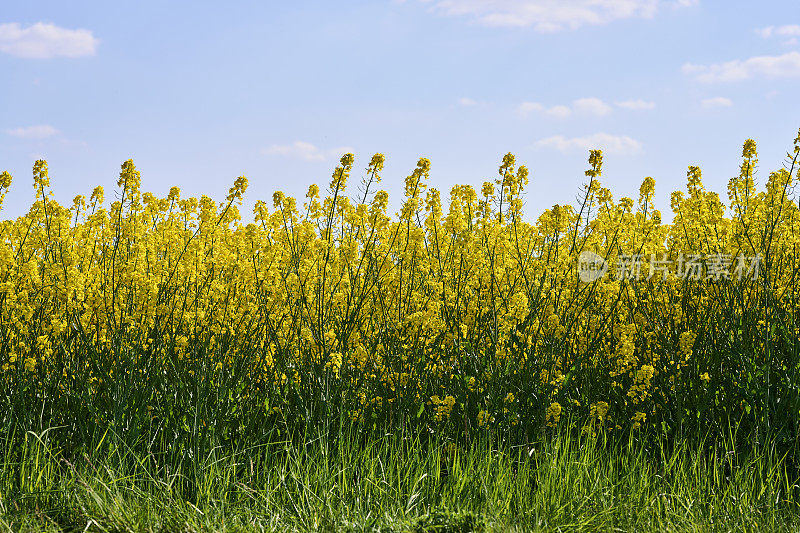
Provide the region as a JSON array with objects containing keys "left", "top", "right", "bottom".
[
  {"left": 535, "top": 132, "right": 642, "bottom": 155},
  {"left": 756, "top": 25, "right": 800, "bottom": 46},
  {"left": 0, "top": 22, "right": 99, "bottom": 59},
  {"left": 6, "top": 124, "right": 59, "bottom": 139},
  {"left": 261, "top": 141, "right": 354, "bottom": 162},
  {"left": 518, "top": 97, "right": 612, "bottom": 118},
  {"left": 414, "top": 0, "right": 695, "bottom": 32},
  {"left": 458, "top": 96, "right": 478, "bottom": 106},
  {"left": 683, "top": 51, "right": 800, "bottom": 83},
  {"left": 615, "top": 99, "right": 656, "bottom": 110},
  {"left": 573, "top": 97, "right": 613, "bottom": 116},
  {"left": 517, "top": 102, "right": 544, "bottom": 114},
  {"left": 701, "top": 96, "right": 733, "bottom": 109}
]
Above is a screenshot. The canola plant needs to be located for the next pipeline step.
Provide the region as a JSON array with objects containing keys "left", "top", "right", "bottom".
[{"left": 1, "top": 131, "right": 800, "bottom": 447}]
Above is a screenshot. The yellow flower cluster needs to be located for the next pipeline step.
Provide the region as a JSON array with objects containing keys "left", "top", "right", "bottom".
[
  {"left": 2, "top": 129, "right": 799, "bottom": 437},
  {"left": 431, "top": 395, "right": 456, "bottom": 422},
  {"left": 546, "top": 402, "right": 561, "bottom": 427}
]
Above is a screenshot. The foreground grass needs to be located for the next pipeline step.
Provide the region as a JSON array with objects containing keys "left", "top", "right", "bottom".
[{"left": 1, "top": 425, "right": 797, "bottom": 532}]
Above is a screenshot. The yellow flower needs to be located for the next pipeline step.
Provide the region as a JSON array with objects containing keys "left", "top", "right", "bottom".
[
  {"left": 546, "top": 402, "right": 562, "bottom": 427},
  {"left": 631, "top": 411, "right": 646, "bottom": 429}
]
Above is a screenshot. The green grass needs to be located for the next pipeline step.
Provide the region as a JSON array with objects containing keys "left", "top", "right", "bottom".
[{"left": 1, "top": 424, "right": 797, "bottom": 532}]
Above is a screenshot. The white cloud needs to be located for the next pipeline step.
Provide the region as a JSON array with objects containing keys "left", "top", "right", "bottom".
[
  {"left": 0, "top": 22, "right": 98, "bottom": 59},
  {"left": 701, "top": 96, "right": 733, "bottom": 109},
  {"left": 756, "top": 25, "right": 800, "bottom": 46},
  {"left": 415, "top": 0, "right": 695, "bottom": 32},
  {"left": 683, "top": 51, "right": 800, "bottom": 83},
  {"left": 6, "top": 124, "right": 59, "bottom": 139},
  {"left": 756, "top": 24, "right": 800, "bottom": 39},
  {"left": 615, "top": 99, "right": 656, "bottom": 110},
  {"left": 517, "top": 101, "right": 544, "bottom": 115},
  {"left": 261, "top": 141, "right": 354, "bottom": 162},
  {"left": 535, "top": 132, "right": 642, "bottom": 155},
  {"left": 546, "top": 104, "right": 573, "bottom": 118},
  {"left": 518, "top": 97, "right": 612, "bottom": 118},
  {"left": 458, "top": 96, "right": 478, "bottom": 106},
  {"left": 572, "top": 97, "right": 613, "bottom": 116}
]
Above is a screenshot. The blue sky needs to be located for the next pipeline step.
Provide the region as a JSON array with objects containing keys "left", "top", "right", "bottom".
[{"left": 2, "top": 1, "right": 799, "bottom": 222}]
